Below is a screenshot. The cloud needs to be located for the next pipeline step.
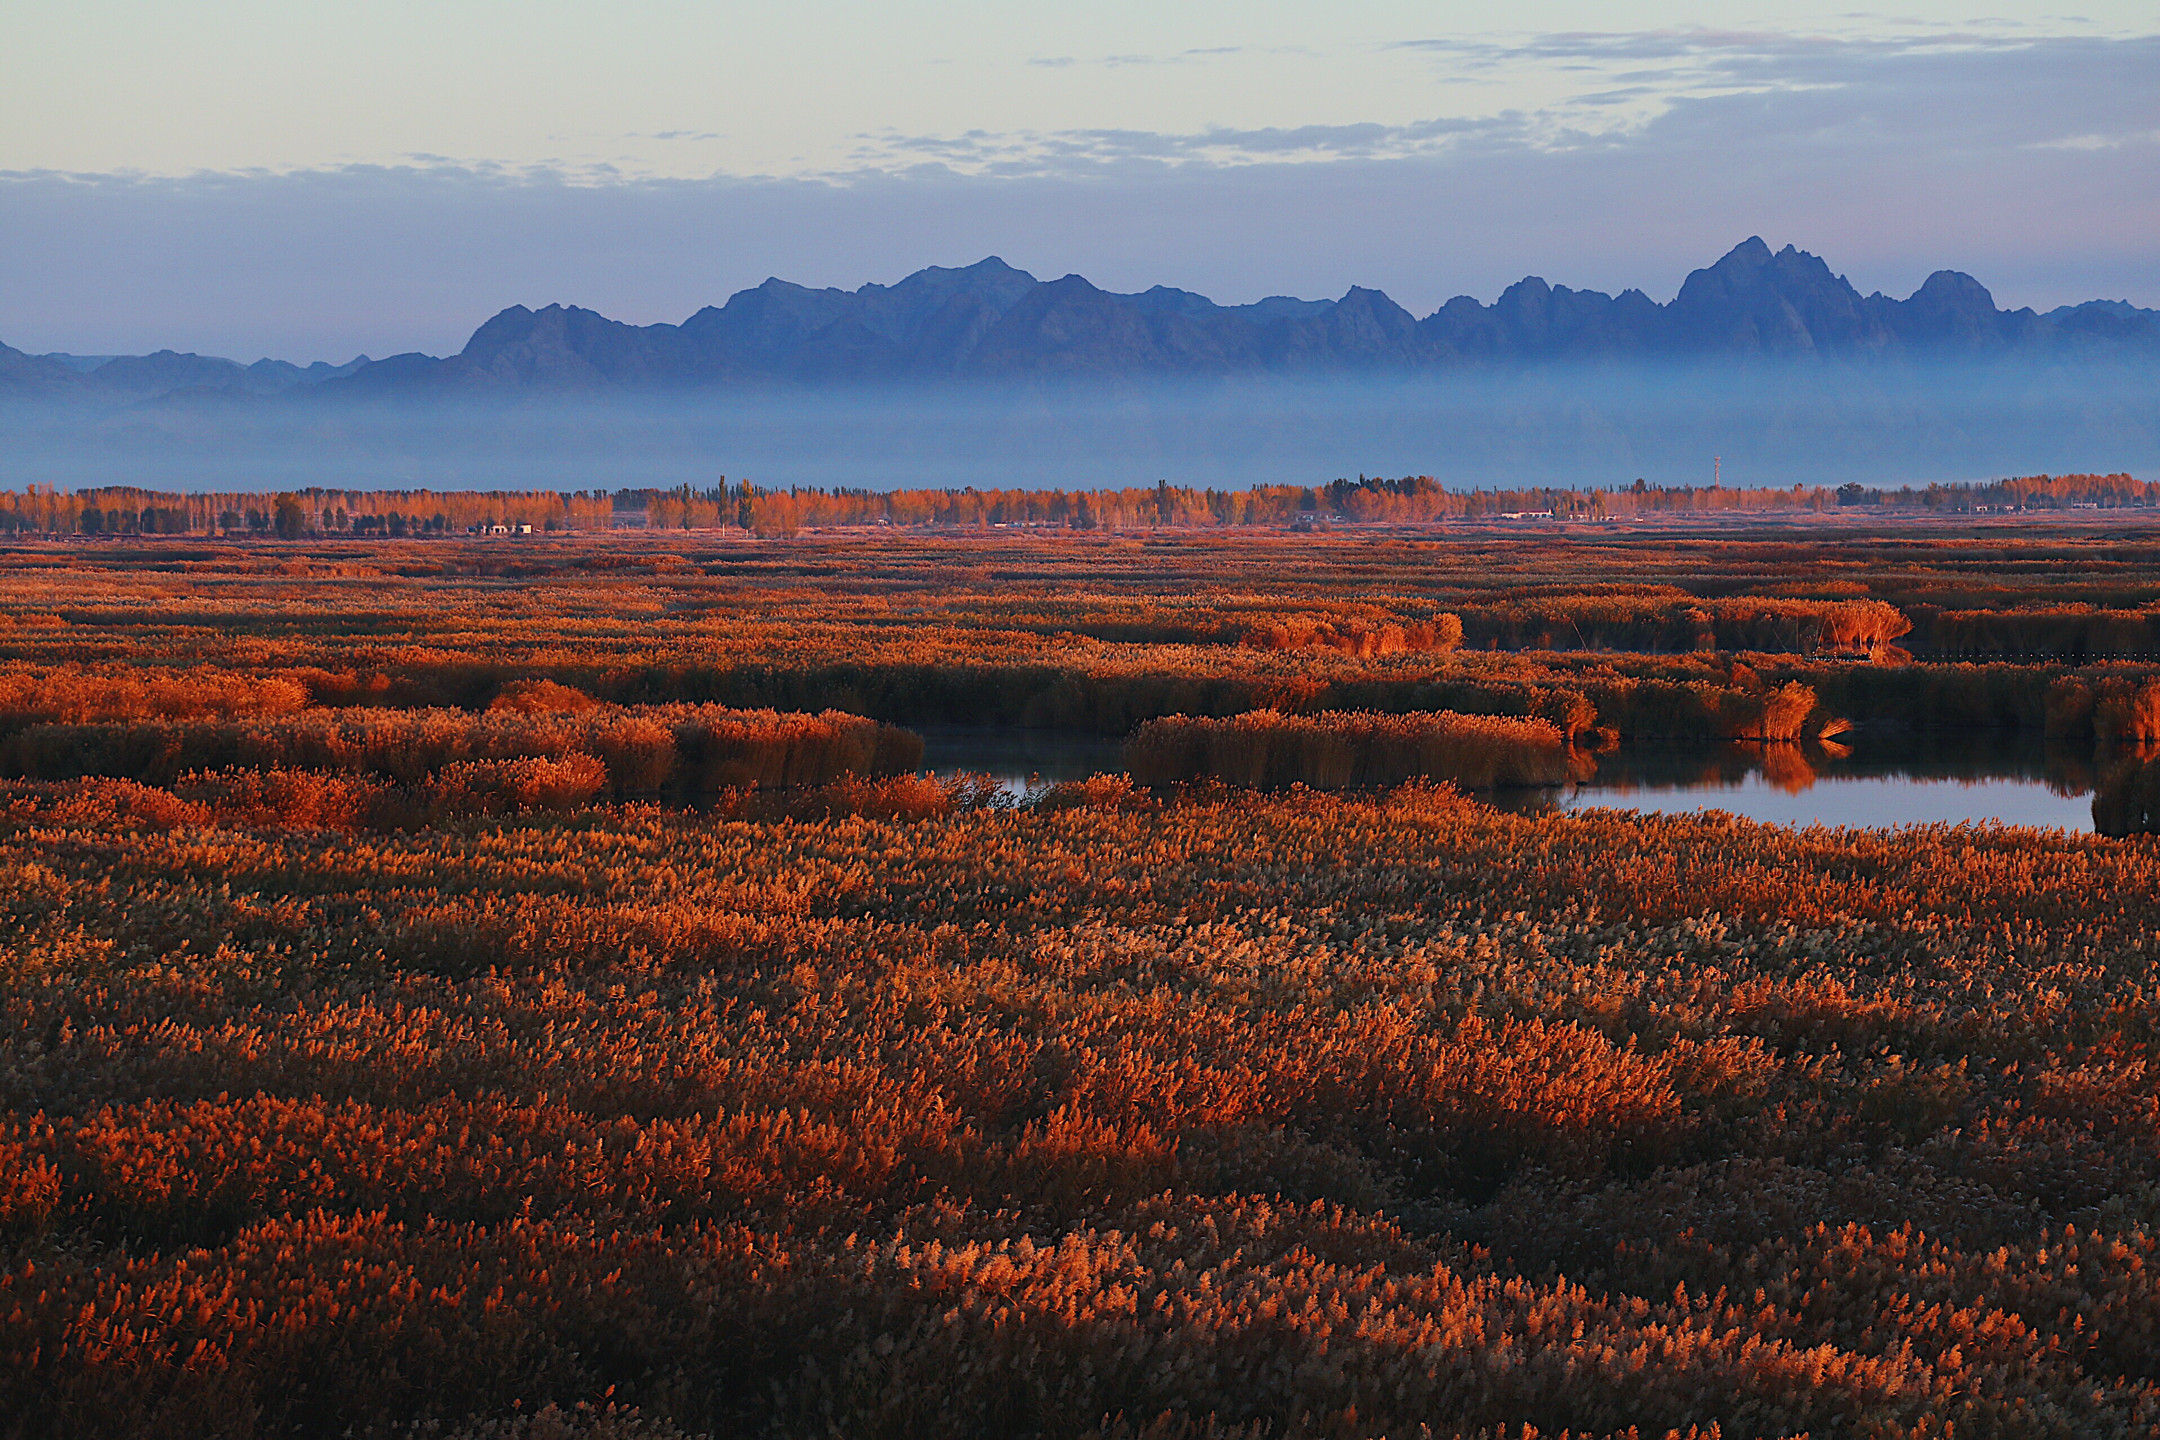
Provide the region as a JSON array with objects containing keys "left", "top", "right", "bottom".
[
  {"left": 823, "top": 30, "right": 2158, "bottom": 195},
  {"left": 898, "top": 32, "right": 2160, "bottom": 174},
  {"left": 853, "top": 115, "right": 1507, "bottom": 171},
  {"left": 1026, "top": 45, "right": 1265, "bottom": 70}
]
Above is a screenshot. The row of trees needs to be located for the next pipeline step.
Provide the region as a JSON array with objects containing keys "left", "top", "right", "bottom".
[
  {"left": 518, "top": 472, "right": 2160, "bottom": 533},
  {"left": 0, "top": 486, "right": 618, "bottom": 537},
  {"left": 0, "top": 473, "right": 2147, "bottom": 537}
]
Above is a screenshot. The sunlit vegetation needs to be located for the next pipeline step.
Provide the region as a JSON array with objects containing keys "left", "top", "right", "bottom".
[
  {"left": 1, "top": 703, "right": 920, "bottom": 795},
  {"left": 5, "top": 515, "right": 2160, "bottom": 1436},
  {"left": 1, "top": 471, "right": 2151, "bottom": 538},
  {"left": 7, "top": 776, "right": 2160, "bottom": 1437}
]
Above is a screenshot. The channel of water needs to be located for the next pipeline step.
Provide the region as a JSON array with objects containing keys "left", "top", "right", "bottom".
[{"left": 916, "top": 726, "right": 2103, "bottom": 833}]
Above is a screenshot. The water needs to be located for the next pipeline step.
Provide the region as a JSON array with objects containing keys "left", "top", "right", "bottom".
[
  {"left": 1552, "top": 771, "right": 2093, "bottom": 831},
  {"left": 1529, "top": 732, "right": 2098, "bottom": 831},
  {"left": 917, "top": 726, "right": 1126, "bottom": 799},
  {"left": 919, "top": 725, "right": 2103, "bottom": 832}
]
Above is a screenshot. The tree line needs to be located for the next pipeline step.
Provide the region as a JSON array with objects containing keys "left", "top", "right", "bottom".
[{"left": 0, "top": 472, "right": 2147, "bottom": 537}]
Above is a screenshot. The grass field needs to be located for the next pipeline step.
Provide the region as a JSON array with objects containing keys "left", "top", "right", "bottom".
[{"left": 4, "top": 518, "right": 2160, "bottom": 1438}]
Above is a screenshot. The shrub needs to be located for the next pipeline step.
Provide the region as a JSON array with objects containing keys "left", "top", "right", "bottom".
[
  {"left": 2045, "top": 677, "right": 2096, "bottom": 740},
  {"left": 1243, "top": 614, "right": 1462, "bottom": 657},
  {"left": 489, "top": 680, "right": 603, "bottom": 715},
  {"left": 172, "top": 767, "right": 385, "bottom": 830},
  {"left": 2094, "top": 678, "right": 2160, "bottom": 747},
  {"left": 590, "top": 715, "right": 679, "bottom": 795},
  {"left": 1816, "top": 599, "right": 1914, "bottom": 656},
  {"left": 44, "top": 778, "right": 205, "bottom": 832},
  {"left": 1033, "top": 773, "right": 1151, "bottom": 812},
  {"left": 424, "top": 754, "right": 611, "bottom": 816},
  {"left": 0, "top": 665, "right": 311, "bottom": 727},
  {"left": 1582, "top": 679, "right": 1819, "bottom": 742}
]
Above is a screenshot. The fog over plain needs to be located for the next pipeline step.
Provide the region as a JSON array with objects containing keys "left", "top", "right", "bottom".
[{"left": 5, "top": 363, "right": 2153, "bottom": 494}]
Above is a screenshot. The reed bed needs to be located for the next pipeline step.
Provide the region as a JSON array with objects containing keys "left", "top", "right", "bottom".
[
  {"left": 1588, "top": 677, "right": 1820, "bottom": 741},
  {"left": 2047, "top": 675, "right": 2160, "bottom": 747},
  {"left": 1242, "top": 613, "right": 1464, "bottom": 656},
  {"left": 1925, "top": 604, "right": 2160, "bottom": 658},
  {"left": 5, "top": 782, "right": 2160, "bottom": 1436},
  {"left": 0, "top": 703, "right": 922, "bottom": 794},
  {"left": 1457, "top": 595, "right": 1911, "bottom": 656},
  {"left": 0, "top": 663, "right": 313, "bottom": 725},
  {"left": 5, "top": 520, "right": 2160, "bottom": 1434},
  {"left": 2094, "top": 752, "right": 2160, "bottom": 835},
  {"left": 5, "top": 529, "right": 2159, "bottom": 747},
  {"left": 1124, "top": 709, "right": 1582, "bottom": 789}
]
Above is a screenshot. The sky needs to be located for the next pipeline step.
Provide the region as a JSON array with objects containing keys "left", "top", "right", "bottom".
[{"left": 3, "top": 1, "right": 2157, "bottom": 360}]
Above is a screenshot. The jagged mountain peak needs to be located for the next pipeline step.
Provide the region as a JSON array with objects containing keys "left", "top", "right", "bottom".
[
  {"left": 330, "top": 245, "right": 2160, "bottom": 389},
  {"left": 10, "top": 241, "right": 2156, "bottom": 406},
  {"left": 1725, "top": 236, "right": 1776, "bottom": 265}
]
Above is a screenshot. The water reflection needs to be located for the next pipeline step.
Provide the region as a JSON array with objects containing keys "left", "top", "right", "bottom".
[
  {"left": 2093, "top": 748, "right": 2160, "bottom": 836},
  {"left": 917, "top": 725, "right": 1126, "bottom": 800},
  {"left": 1531, "top": 732, "right": 2097, "bottom": 832},
  {"left": 918, "top": 724, "right": 2122, "bottom": 833}
]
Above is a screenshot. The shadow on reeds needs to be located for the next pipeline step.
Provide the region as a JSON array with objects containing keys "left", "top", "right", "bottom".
[
  {"left": 22, "top": 767, "right": 1008, "bottom": 835},
  {"left": 2093, "top": 743, "right": 2160, "bottom": 837},
  {"left": 1123, "top": 710, "right": 1588, "bottom": 791},
  {"left": 0, "top": 702, "right": 924, "bottom": 798}
]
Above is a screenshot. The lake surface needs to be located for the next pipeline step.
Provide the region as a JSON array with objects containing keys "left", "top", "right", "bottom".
[
  {"left": 917, "top": 726, "right": 1127, "bottom": 794},
  {"left": 918, "top": 726, "right": 2101, "bottom": 833},
  {"left": 1549, "top": 771, "right": 2093, "bottom": 831},
  {"left": 1532, "top": 732, "right": 2098, "bottom": 832}
]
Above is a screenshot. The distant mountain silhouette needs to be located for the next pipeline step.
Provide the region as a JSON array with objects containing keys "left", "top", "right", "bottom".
[
  {"left": 6, "top": 241, "right": 2156, "bottom": 407},
  {"left": 0, "top": 345, "right": 370, "bottom": 404},
  {"left": 0, "top": 342, "right": 93, "bottom": 400},
  {"left": 331, "top": 240, "right": 2159, "bottom": 393}
]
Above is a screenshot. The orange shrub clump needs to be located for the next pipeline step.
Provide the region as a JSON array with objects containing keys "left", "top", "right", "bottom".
[
  {"left": 1245, "top": 614, "right": 1464, "bottom": 657},
  {"left": 1124, "top": 708, "right": 1580, "bottom": 788},
  {"left": 0, "top": 664, "right": 310, "bottom": 725},
  {"left": 2047, "top": 676, "right": 2160, "bottom": 748},
  {"left": 171, "top": 767, "right": 386, "bottom": 830},
  {"left": 1724, "top": 680, "right": 1820, "bottom": 741},
  {"left": 489, "top": 679, "right": 603, "bottom": 715},
  {"left": 424, "top": 753, "right": 610, "bottom": 814},
  {"left": 2096, "top": 677, "right": 2160, "bottom": 746},
  {"left": 1814, "top": 598, "right": 1914, "bottom": 656}
]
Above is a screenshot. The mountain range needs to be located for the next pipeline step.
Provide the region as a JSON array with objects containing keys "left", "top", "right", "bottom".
[{"left": 6, "top": 238, "right": 2158, "bottom": 406}]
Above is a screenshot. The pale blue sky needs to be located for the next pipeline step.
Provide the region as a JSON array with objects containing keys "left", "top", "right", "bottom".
[{"left": 3, "top": 2, "right": 2156, "bottom": 357}]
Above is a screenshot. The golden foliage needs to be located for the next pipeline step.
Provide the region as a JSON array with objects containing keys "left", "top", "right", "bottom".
[
  {"left": 2, "top": 784, "right": 2160, "bottom": 1435},
  {"left": 2, "top": 523, "right": 2160, "bottom": 1437}
]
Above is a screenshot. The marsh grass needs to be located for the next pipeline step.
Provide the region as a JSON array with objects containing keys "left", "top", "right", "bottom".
[
  {"left": 0, "top": 704, "right": 923, "bottom": 795},
  {"left": 1124, "top": 709, "right": 1582, "bottom": 790}
]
